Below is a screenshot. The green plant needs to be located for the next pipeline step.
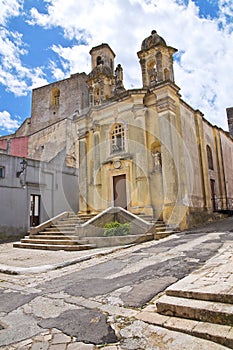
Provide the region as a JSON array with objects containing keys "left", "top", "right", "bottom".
[{"left": 104, "top": 221, "right": 131, "bottom": 237}]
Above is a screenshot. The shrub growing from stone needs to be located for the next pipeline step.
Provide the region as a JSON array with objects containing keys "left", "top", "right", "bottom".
[{"left": 104, "top": 221, "right": 131, "bottom": 236}]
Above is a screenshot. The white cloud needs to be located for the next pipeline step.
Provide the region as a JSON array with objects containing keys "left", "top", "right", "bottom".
[
  {"left": 50, "top": 44, "right": 91, "bottom": 75},
  {"left": 27, "top": 0, "right": 233, "bottom": 130},
  {"left": 0, "top": 110, "right": 20, "bottom": 132},
  {"left": 0, "top": 21, "right": 48, "bottom": 96},
  {"left": 49, "top": 60, "right": 67, "bottom": 80},
  {"left": 0, "top": 0, "right": 23, "bottom": 25},
  {"left": 0, "top": 0, "right": 228, "bottom": 133},
  {"left": 219, "top": 0, "right": 233, "bottom": 21}
]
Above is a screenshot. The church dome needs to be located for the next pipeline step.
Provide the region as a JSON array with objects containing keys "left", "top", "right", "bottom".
[{"left": 141, "top": 30, "right": 167, "bottom": 50}]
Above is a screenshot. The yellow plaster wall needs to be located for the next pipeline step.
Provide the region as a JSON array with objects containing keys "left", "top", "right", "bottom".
[
  {"left": 220, "top": 133, "right": 233, "bottom": 199},
  {"left": 179, "top": 104, "right": 204, "bottom": 208}
]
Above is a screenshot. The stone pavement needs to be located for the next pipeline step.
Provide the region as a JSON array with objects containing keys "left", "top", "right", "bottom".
[
  {"left": 0, "top": 218, "right": 233, "bottom": 349},
  {"left": 137, "top": 241, "right": 233, "bottom": 348},
  {"left": 0, "top": 243, "right": 128, "bottom": 274}
]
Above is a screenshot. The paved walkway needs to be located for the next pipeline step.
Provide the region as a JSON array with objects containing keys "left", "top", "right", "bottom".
[
  {"left": 137, "top": 241, "right": 233, "bottom": 349},
  {"left": 0, "top": 217, "right": 233, "bottom": 349},
  {"left": 0, "top": 243, "right": 126, "bottom": 274}
]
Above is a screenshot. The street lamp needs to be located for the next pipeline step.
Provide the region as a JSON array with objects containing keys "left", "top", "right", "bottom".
[
  {"left": 16, "top": 159, "right": 28, "bottom": 177},
  {"left": 16, "top": 159, "right": 28, "bottom": 188}
]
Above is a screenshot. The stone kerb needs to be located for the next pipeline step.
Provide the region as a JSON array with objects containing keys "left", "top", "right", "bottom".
[{"left": 75, "top": 207, "right": 153, "bottom": 238}]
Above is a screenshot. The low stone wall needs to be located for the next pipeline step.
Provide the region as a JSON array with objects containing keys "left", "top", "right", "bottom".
[
  {"left": 75, "top": 207, "right": 153, "bottom": 238},
  {"left": 78, "top": 233, "right": 154, "bottom": 248}
]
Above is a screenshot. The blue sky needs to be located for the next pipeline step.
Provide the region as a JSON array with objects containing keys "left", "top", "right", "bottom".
[{"left": 0, "top": 0, "right": 233, "bottom": 136}]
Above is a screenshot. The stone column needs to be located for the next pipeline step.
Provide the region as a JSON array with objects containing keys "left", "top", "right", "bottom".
[
  {"left": 213, "top": 128, "right": 227, "bottom": 209},
  {"left": 131, "top": 103, "right": 153, "bottom": 217},
  {"left": 93, "top": 131, "right": 102, "bottom": 211},
  {"left": 135, "top": 152, "right": 149, "bottom": 214},
  {"left": 194, "top": 112, "right": 212, "bottom": 210},
  {"left": 157, "top": 89, "right": 189, "bottom": 229},
  {"left": 78, "top": 139, "right": 88, "bottom": 213},
  {"left": 149, "top": 150, "right": 164, "bottom": 220}
]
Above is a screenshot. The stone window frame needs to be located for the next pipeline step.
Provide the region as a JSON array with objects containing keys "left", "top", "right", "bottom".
[
  {"left": 110, "top": 123, "right": 125, "bottom": 154},
  {"left": 206, "top": 145, "right": 214, "bottom": 170},
  {"left": 50, "top": 88, "right": 60, "bottom": 107},
  {"left": 97, "top": 56, "right": 103, "bottom": 66}
]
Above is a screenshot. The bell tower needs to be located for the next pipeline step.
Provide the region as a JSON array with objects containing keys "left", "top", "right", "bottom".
[
  {"left": 137, "top": 30, "right": 177, "bottom": 88},
  {"left": 87, "top": 44, "right": 116, "bottom": 106}
]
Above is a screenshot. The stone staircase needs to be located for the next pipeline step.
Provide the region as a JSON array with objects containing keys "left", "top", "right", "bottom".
[
  {"left": 138, "top": 285, "right": 233, "bottom": 348},
  {"left": 13, "top": 211, "right": 177, "bottom": 251},
  {"left": 13, "top": 212, "right": 97, "bottom": 251},
  {"left": 137, "top": 214, "right": 178, "bottom": 239}
]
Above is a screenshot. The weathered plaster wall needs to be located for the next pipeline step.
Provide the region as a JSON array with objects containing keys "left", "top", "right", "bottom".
[
  {"left": 30, "top": 73, "right": 89, "bottom": 134},
  {"left": 0, "top": 139, "right": 7, "bottom": 151},
  {"left": 179, "top": 104, "right": 204, "bottom": 208},
  {"left": 10, "top": 137, "right": 28, "bottom": 157},
  {"left": 27, "top": 119, "right": 68, "bottom": 162},
  {"left": 221, "top": 132, "right": 233, "bottom": 199},
  {"left": 202, "top": 120, "right": 221, "bottom": 200},
  {"left": 0, "top": 153, "right": 78, "bottom": 242}
]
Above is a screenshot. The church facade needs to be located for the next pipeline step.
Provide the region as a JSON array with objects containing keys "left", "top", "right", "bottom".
[
  {"left": 75, "top": 31, "right": 233, "bottom": 229},
  {"left": 1, "top": 30, "right": 233, "bottom": 232}
]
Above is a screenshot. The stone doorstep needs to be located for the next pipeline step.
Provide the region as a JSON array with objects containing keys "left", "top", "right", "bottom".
[
  {"left": 136, "top": 310, "right": 233, "bottom": 348},
  {"left": 166, "top": 288, "right": 233, "bottom": 304},
  {"left": 156, "top": 295, "right": 233, "bottom": 326}
]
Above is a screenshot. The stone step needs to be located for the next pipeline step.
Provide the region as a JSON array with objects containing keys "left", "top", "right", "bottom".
[
  {"left": 154, "top": 227, "right": 167, "bottom": 233},
  {"left": 14, "top": 212, "right": 98, "bottom": 251},
  {"left": 42, "top": 230, "right": 76, "bottom": 235},
  {"left": 57, "top": 220, "right": 82, "bottom": 225},
  {"left": 137, "top": 311, "right": 233, "bottom": 349},
  {"left": 155, "top": 224, "right": 167, "bottom": 228},
  {"left": 156, "top": 295, "right": 233, "bottom": 326},
  {"left": 44, "top": 226, "right": 73, "bottom": 229},
  {"left": 28, "top": 235, "right": 78, "bottom": 240},
  {"left": 44, "top": 227, "right": 60, "bottom": 232},
  {"left": 43, "top": 226, "right": 75, "bottom": 232},
  {"left": 13, "top": 242, "right": 95, "bottom": 251},
  {"left": 21, "top": 238, "right": 78, "bottom": 245},
  {"left": 76, "top": 214, "right": 96, "bottom": 221},
  {"left": 46, "top": 224, "right": 77, "bottom": 230},
  {"left": 154, "top": 231, "right": 176, "bottom": 240},
  {"left": 166, "top": 286, "right": 233, "bottom": 305}
]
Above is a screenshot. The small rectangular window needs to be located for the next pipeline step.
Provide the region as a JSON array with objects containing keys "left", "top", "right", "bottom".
[{"left": 0, "top": 166, "right": 5, "bottom": 178}]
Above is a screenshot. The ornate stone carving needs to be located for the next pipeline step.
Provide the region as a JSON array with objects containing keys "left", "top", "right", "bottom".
[{"left": 151, "top": 151, "right": 162, "bottom": 173}]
